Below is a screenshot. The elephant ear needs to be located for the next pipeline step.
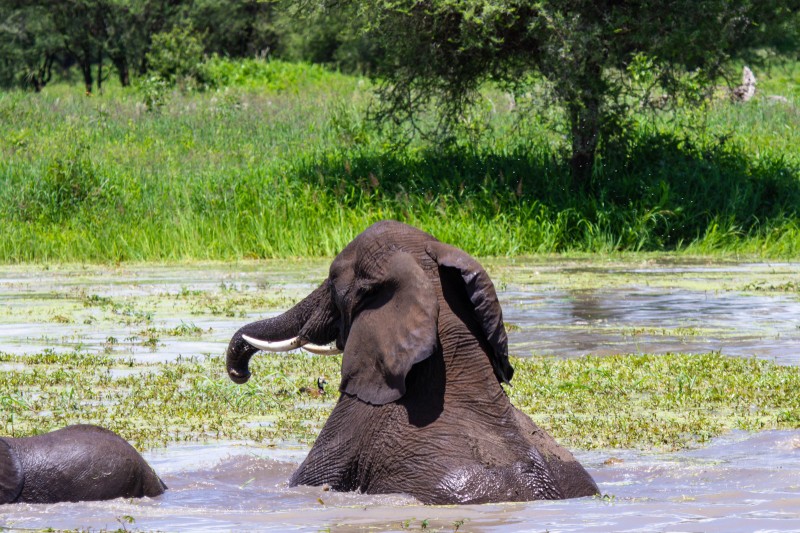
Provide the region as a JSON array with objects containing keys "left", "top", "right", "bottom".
[
  {"left": 426, "top": 241, "right": 514, "bottom": 384},
  {"left": 340, "top": 251, "right": 439, "bottom": 405},
  {"left": 0, "top": 439, "right": 24, "bottom": 504}
]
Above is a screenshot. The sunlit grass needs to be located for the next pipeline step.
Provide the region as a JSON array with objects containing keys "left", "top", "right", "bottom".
[{"left": 0, "top": 58, "right": 798, "bottom": 262}]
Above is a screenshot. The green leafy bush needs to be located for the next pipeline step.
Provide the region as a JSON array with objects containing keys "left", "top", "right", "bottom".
[
  {"left": 202, "top": 57, "right": 347, "bottom": 91},
  {"left": 145, "top": 25, "right": 207, "bottom": 90},
  {"left": 137, "top": 76, "right": 170, "bottom": 112}
]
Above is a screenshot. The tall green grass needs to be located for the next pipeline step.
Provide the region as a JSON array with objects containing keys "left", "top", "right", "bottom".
[{"left": 0, "top": 59, "right": 798, "bottom": 262}]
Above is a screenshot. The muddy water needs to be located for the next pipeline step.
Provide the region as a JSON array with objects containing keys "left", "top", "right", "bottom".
[
  {"left": 0, "top": 261, "right": 327, "bottom": 362},
  {"left": 1, "top": 260, "right": 799, "bottom": 363},
  {"left": 497, "top": 260, "right": 800, "bottom": 364},
  {"left": 504, "top": 287, "right": 800, "bottom": 363},
  {"left": 1, "top": 259, "right": 799, "bottom": 531},
  {"left": 3, "top": 431, "right": 799, "bottom": 532}
]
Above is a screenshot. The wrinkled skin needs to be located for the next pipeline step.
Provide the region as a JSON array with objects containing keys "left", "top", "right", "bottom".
[
  {"left": 226, "top": 221, "right": 599, "bottom": 504},
  {"left": 0, "top": 425, "right": 166, "bottom": 504}
]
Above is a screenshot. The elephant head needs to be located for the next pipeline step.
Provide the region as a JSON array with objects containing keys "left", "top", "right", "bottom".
[{"left": 226, "top": 220, "right": 598, "bottom": 504}]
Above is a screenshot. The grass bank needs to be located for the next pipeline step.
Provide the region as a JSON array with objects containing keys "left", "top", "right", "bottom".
[
  {"left": 1, "top": 59, "right": 799, "bottom": 262},
  {"left": 2, "top": 350, "right": 798, "bottom": 451}
]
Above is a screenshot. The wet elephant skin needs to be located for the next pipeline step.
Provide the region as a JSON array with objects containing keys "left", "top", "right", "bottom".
[
  {"left": 226, "top": 220, "right": 599, "bottom": 504},
  {"left": 1, "top": 424, "right": 166, "bottom": 504}
]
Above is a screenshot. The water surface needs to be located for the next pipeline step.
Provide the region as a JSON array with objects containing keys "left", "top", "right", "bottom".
[
  {"left": 3, "top": 431, "right": 799, "bottom": 532},
  {"left": 1, "top": 259, "right": 799, "bottom": 531}
]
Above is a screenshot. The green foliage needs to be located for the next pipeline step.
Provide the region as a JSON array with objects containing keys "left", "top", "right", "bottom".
[
  {"left": 2, "top": 348, "right": 799, "bottom": 451},
  {"left": 324, "top": 0, "right": 800, "bottom": 191},
  {"left": 0, "top": 61, "right": 797, "bottom": 262},
  {"left": 188, "top": 0, "right": 278, "bottom": 58},
  {"left": 137, "top": 75, "right": 169, "bottom": 112},
  {"left": 0, "top": 4, "right": 63, "bottom": 91},
  {"left": 145, "top": 24, "right": 207, "bottom": 90},
  {"left": 13, "top": 137, "right": 113, "bottom": 224},
  {"left": 202, "top": 57, "right": 347, "bottom": 91},
  {"left": 0, "top": 0, "right": 284, "bottom": 92},
  {"left": 274, "top": 2, "right": 378, "bottom": 73}
]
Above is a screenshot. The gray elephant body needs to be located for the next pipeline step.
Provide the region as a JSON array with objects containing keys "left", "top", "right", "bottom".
[
  {"left": 227, "top": 221, "right": 598, "bottom": 504},
  {"left": 0, "top": 424, "right": 166, "bottom": 504}
]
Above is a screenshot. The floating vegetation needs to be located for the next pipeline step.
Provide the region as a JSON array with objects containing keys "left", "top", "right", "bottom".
[
  {"left": 620, "top": 327, "right": 704, "bottom": 338},
  {"left": 137, "top": 322, "right": 208, "bottom": 340},
  {"left": 509, "top": 352, "right": 800, "bottom": 450},
  {"left": 0, "top": 349, "right": 338, "bottom": 448},
  {"left": 1, "top": 349, "right": 798, "bottom": 452},
  {"left": 187, "top": 291, "right": 298, "bottom": 318},
  {"left": 486, "top": 258, "right": 800, "bottom": 294},
  {"left": 741, "top": 280, "right": 799, "bottom": 293},
  {"left": 1, "top": 261, "right": 798, "bottom": 455}
]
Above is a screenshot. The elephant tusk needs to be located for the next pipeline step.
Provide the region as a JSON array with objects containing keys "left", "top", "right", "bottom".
[
  {"left": 242, "top": 334, "right": 305, "bottom": 352},
  {"left": 301, "top": 343, "right": 343, "bottom": 355}
]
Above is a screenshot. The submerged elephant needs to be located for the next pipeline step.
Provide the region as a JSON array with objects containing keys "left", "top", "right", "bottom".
[
  {"left": 1, "top": 424, "right": 166, "bottom": 504},
  {"left": 226, "top": 220, "right": 598, "bottom": 504}
]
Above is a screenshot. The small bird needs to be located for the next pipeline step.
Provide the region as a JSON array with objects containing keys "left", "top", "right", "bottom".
[{"left": 300, "top": 377, "right": 328, "bottom": 398}]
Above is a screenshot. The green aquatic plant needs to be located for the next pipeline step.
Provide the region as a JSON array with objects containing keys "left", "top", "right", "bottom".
[
  {"left": 1, "top": 348, "right": 798, "bottom": 451},
  {"left": 508, "top": 352, "right": 800, "bottom": 450}
]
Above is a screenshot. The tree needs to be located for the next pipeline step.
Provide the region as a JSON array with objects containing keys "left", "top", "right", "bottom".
[
  {"left": 323, "top": 0, "right": 800, "bottom": 193},
  {"left": 274, "top": 2, "right": 379, "bottom": 73},
  {"left": 0, "top": 3, "right": 63, "bottom": 91},
  {"left": 102, "top": 0, "right": 153, "bottom": 87},
  {"left": 0, "top": 0, "right": 185, "bottom": 92},
  {"left": 112, "top": 0, "right": 186, "bottom": 80},
  {"left": 188, "top": 0, "right": 278, "bottom": 57},
  {"left": 0, "top": 0, "right": 282, "bottom": 92},
  {"left": 45, "top": 0, "right": 108, "bottom": 94}
]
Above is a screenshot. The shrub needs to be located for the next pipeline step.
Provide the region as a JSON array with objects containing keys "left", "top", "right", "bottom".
[{"left": 145, "top": 25, "right": 207, "bottom": 90}]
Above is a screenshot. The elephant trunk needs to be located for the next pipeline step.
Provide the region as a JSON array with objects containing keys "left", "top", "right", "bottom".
[{"left": 226, "top": 282, "right": 330, "bottom": 383}]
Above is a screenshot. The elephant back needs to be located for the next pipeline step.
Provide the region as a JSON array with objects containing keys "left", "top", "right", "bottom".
[{"left": 0, "top": 438, "right": 24, "bottom": 504}]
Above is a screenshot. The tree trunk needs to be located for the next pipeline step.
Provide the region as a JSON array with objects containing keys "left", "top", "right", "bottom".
[
  {"left": 97, "top": 48, "right": 103, "bottom": 92},
  {"left": 566, "top": 61, "right": 603, "bottom": 195},
  {"left": 31, "top": 55, "right": 54, "bottom": 93},
  {"left": 82, "top": 58, "right": 93, "bottom": 94},
  {"left": 568, "top": 98, "right": 600, "bottom": 194},
  {"left": 43, "top": 55, "right": 53, "bottom": 87},
  {"left": 112, "top": 55, "right": 130, "bottom": 86}
]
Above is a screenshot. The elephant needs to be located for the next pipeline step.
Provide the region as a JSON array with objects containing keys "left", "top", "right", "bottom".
[
  {"left": 0, "top": 424, "right": 166, "bottom": 504},
  {"left": 225, "top": 220, "right": 599, "bottom": 504}
]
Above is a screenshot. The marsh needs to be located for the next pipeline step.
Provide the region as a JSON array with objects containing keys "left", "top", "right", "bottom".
[{"left": 1, "top": 258, "right": 799, "bottom": 531}]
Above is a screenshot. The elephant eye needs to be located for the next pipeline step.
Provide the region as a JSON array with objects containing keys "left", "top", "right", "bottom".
[
  {"left": 355, "top": 284, "right": 376, "bottom": 297},
  {"left": 353, "top": 283, "right": 385, "bottom": 311},
  {"left": 355, "top": 283, "right": 367, "bottom": 293}
]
